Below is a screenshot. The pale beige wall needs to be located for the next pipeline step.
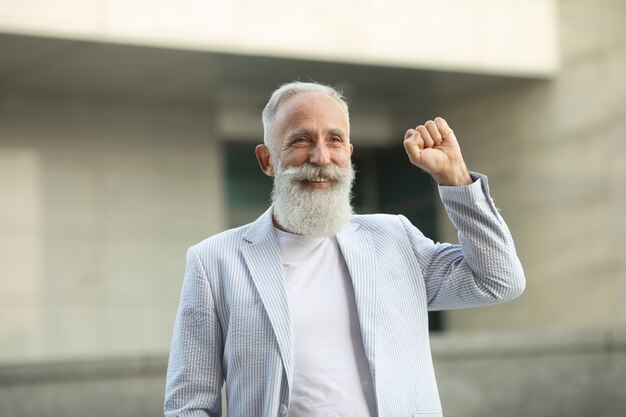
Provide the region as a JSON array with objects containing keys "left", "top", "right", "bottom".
[
  {"left": 436, "top": 0, "right": 626, "bottom": 332},
  {"left": 0, "top": 0, "right": 620, "bottom": 364},
  {"left": 2, "top": 329, "right": 625, "bottom": 417},
  {"left": 0, "top": 0, "right": 557, "bottom": 76},
  {"left": 0, "top": 93, "right": 224, "bottom": 362}
]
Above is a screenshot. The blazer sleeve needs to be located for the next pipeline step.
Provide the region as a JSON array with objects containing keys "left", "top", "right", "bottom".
[
  {"left": 164, "top": 247, "right": 224, "bottom": 417},
  {"left": 401, "top": 172, "right": 525, "bottom": 311}
]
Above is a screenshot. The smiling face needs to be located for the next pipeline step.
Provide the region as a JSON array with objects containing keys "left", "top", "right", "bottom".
[
  {"left": 255, "top": 90, "right": 355, "bottom": 236},
  {"left": 256, "top": 91, "right": 353, "bottom": 187}
]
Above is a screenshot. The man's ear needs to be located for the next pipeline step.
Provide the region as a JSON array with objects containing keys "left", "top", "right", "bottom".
[{"left": 255, "top": 144, "right": 274, "bottom": 177}]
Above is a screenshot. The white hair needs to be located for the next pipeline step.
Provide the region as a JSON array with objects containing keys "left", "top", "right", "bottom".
[{"left": 262, "top": 81, "right": 350, "bottom": 153}]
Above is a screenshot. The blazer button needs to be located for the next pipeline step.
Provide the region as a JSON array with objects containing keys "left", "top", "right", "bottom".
[{"left": 279, "top": 404, "right": 288, "bottom": 414}]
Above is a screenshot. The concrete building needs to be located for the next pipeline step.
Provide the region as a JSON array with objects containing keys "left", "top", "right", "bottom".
[{"left": 0, "top": 0, "right": 624, "bottom": 416}]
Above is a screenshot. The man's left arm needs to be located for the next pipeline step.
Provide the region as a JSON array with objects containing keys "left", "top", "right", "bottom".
[{"left": 402, "top": 118, "right": 525, "bottom": 309}]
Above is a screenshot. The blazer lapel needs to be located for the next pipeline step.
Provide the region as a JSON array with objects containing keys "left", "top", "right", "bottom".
[
  {"left": 336, "top": 221, "right": 378, "bottom": 380},
  {"left": 241, "top": 208, "right": 293, "bottom": 389}
]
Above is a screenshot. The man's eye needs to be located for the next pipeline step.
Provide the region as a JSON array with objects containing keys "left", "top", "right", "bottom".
[{"left": 330, "top": 136, "right": 343, "bottom": 142}]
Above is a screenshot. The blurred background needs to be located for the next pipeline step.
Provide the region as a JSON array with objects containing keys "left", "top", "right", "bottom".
[{"left": 0, "top": 0, "right": 624, "bottom": 416}]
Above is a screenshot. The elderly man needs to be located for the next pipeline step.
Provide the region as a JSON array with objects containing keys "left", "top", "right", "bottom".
[{"left": 164, "top": 81, "right": 525, "bottom": 417}]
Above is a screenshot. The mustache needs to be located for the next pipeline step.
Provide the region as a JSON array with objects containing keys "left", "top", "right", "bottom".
[{"left": 279, "top": 163, "right": 350, "bottom": 182}]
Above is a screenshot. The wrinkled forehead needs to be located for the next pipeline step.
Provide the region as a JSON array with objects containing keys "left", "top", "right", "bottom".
[{"left": 272, "top": 92, "right": 350, "bottom": 136}]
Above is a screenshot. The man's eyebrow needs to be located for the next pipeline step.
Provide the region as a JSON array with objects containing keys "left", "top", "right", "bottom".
[
  {"left": 286, "top": 128, "right": 312, "bottom": 139},
  {"left": 285, "top": 127, "right": 348, "bottom": 140},
  {"left": 327, "top": 128, "right": 347, "bottom": 136}
]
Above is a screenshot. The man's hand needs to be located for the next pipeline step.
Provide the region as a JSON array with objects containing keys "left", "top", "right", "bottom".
[{"left": 403, "top": 117, "right": 472, "bottom": 186}]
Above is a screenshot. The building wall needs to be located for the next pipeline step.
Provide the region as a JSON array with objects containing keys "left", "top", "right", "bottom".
[
  {"left": 432, "top": 329, "right": 626, "bottom": 417},
  {"left": 0, "top": 93, "right": 224, "bottom": 362},
  {"left": 2, "top": 329, "right": 624, "bottom": 417},
  {"left": 436, "top": 0, "right": 626, "bottom": 332},
  {"left": 0, "top": 0, "right": 557, "bottom": 76}
]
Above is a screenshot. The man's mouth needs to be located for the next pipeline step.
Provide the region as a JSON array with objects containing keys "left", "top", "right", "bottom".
[{"left": 301, "top": 177, "right": 333, "bottom": 188}]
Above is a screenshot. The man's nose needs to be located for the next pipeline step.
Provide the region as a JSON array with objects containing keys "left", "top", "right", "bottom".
[{"left": 309, "top": 142, "right": 331, "bottom": 166}]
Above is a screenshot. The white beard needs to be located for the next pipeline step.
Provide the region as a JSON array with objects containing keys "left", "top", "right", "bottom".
[{"left": 271, "top": 162, "right": 355, "bottom": 237}]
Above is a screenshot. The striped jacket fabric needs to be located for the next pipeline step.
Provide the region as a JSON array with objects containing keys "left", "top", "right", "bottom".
[{"left": 164, "top": 173, "right": 525, "bottom": 417}]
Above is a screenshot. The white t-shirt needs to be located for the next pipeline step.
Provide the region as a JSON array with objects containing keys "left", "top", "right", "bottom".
[{"left": 275, "top": 228, "right": 377, "bottom": 417}]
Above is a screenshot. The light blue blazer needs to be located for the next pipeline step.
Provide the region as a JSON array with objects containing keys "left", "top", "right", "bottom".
[{"left": 164, "top": 174, "right": 525, "bottom": 417}]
